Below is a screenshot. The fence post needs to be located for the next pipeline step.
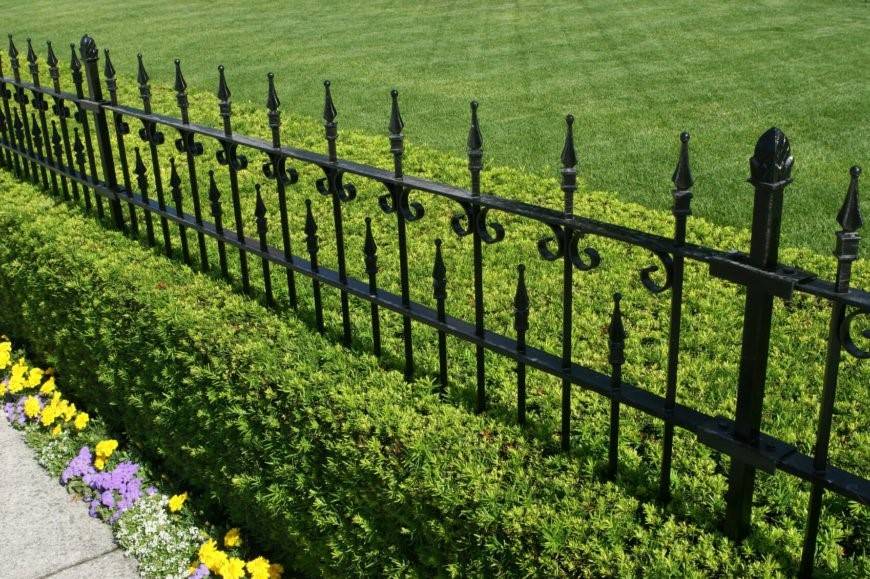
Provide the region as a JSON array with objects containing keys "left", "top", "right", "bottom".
[
  {"left": 79, "top": 35, "right": 124, "bottom": 231},
  {"left": 723, "top": 127, "right": 793, "bottom": 540}
]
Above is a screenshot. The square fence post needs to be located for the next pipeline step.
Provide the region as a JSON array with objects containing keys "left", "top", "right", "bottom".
[
  {"left": 723, "top": 127, "right": 794, "bottom": 540},
  {"left": 79, "top": 35, "right": 124, "bottom": 231}
]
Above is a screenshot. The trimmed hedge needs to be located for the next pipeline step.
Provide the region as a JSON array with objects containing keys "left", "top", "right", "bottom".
[{"left": 4, "top": 169, "right": 866, "bottom": 577}]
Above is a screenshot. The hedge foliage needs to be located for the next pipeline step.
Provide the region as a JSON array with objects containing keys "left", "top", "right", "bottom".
[{"left": 0, "top": 71, "right": 867, "bottom": 575}]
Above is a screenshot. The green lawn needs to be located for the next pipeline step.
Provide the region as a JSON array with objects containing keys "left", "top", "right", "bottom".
[{"left": 3, "top": 0, "right": 868, "bottom": 255}]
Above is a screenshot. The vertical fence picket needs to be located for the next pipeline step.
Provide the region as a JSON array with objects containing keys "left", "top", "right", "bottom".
[
  {"left": 29, "top": 113, "right": 46, "bottom": 189},
  {"left": 432, "top": 238, "right": 448, "bottom": 399},
  {"left": 255, "top": 184, "right": 273, "bottom": 307},
  {"left": 72, "top": 127, "right": 89, "bottom": 210},
  {"left": 173, "top": 60, "right": 207, "bottom": 270},
  {"left": 47, "top": 42, "right": 76, "bottom": 200},
  {"left": 8, "top": 37, "right": 36, "bottom": 182},
  {"left": 207, "top": 170, "right": 229, "bottom": 278},
  {"left": 560, "top": 115, "right": 578, "bottom": 452},
  {"left": 363, "top": 217, "right": 381, "bottom": 357},
  {"left": 104, "top": 49, "right": 138, "bottom": 237},
  {"left": 318, "top": 80, "right": 354, "bottom": 345},
  {"left": 799, "top": 167, "right": 863, "bottom": 578},
  {"left": 658, "top": 132, "right": 693, "bottom": 502},
  {"left": 0, "top": 56, "right": 20, "bottom": 176},
  {"left": 133, "top": 147, "right": 155, "bottom": 244},
  {"left": 468, "top": 101, "right": 488, "bottom": 413},
  {"left": 169, "top": 157, "right": 191, "bottom": 265},
  {"left": 136, "top": 55, "right": 171, "bottom": 254},
  {"left": 26, "top": 39, "right": 54, "bottom": 193},
  {"left": 304, "top": 198, "right": 324, "bottom": 333},
  {"left": 607, "top": 293, "right": 626, "bottom": 479},
  {"left": 263, "top": 73, "right": 298, "bottom": 308},
  {"left": 50, "top": 121, "right": 67, "bottom": 199}
]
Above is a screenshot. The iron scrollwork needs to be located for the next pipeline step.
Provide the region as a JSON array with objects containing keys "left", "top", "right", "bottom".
[
  {"left": 840, "top": 309, "right": 870, "bottom": 359},
  {"left": 639, "top": 250, "right": 675, "bottom": 294},
  {"left": 450, "top": 200, "right": 505, "bottom": 244},
  {"left": 262, "top": 153, "right": 299, "bottom": 186},
  {"left": 379, "top": 183, "right": 424, "bottom": 222},
  {"left": 175, "top": 130, "right": 203, "bottom": 156},
  {"left": 316, "top": 166, "right": 356, "bottom": 202},
  {"left": 537, "top": 224, "right": 601, "bottom": 271},
  {"left": 216, "top": 142, "right": 247, "bottom": 171}
]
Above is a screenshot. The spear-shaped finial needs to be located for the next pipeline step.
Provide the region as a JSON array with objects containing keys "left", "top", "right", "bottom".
[
  {"left": 323, "top": 80, "right": 337, "bottom": 123},
  {"left": 672, "top": 132, "right": 693, "bottom": 191},
  {"left": 136, "top": 53, "right": 152, "bottom": 113},
  {"left": 8, "top": 35, "right": 17, "bottom": 60},
  {"left": 208, "top": 169, "right": 221, "bottom": 207},
  {"left": 136, "top": 53, "right": 148, "bottom": 86},
  {"left": 608, "top": 293, "right": 626, "bottom": 366},
  {"left": 388, "top": 89, "right": 404, "bottom": 176},
  {"left": 513, "top": 264, "right": 529, "bottom": 334},
  {"left": 432, "top": 238, "right": 447, "bottom": 300},
  {"left": 304, "top": 198, "right": 318, "bottom": 258},
  {"left": 173, "top": 58, "right": 187, "bottom": 94},
  {"left": 266, "top": 72, "right": 281, "bottom": 147},
  {"left": 560, "top": 114, "right": 577, "bottom": 215},
  {"left": 837, "top": 166, "right": 863, "bottom": 233},
  {"left": 133, "top": 146, "right": 146, "bottom": 179},
  {"left": 69, "top": 44, "right": 83, "bottom": 96},
  {"left": 26, "top": 38, "right": 38, "bottom": 79},
  {"left": 173, "top": 59, "right": 189, "bottom": 123},
  {"left": 8, "top": 36, "right": 20, "bottom": 81},
  {"left": 217, "top": 65, "right": 232, "bottom": 135},
  {"left": 254, "top": 183, "right": 267, "bottom": 217},
  {"left": 46, "top": 41, "right": 60, "bottom": 91},
  {"left": 467, "top": 101, "right": 483, "bottom": 194},
  {"left": 103, "top": 49, "right": 115, "bottom": 81},
  {"left": 169, "top": 156, "right": 181, "bottom": 192},
  {"left": 363, "top": 216, "right": 377, "bottom": 274}
]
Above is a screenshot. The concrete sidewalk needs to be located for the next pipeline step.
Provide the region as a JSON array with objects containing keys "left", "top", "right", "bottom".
[{"left": 0, "top": 418, "right": 139, "bottom": 578}]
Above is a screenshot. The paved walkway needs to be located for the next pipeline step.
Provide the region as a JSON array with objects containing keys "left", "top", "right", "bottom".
[{"left": 0, "top": 418, "right": 139, "bottom": 578}]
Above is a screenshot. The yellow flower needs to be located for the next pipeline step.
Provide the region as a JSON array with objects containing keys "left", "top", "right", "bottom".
[
  {"left": 246, "top": 556, "right": 271, "bottom": 579},
  {"left": 40, "top": 406, "right": 58, "bottom": 427},
  {"left": 23, "top": 396, "right": 40, "bottom": 419},
  {"left": 51, "top": 424, "right": 62, "bottom": 437},
  {"left": 217, "top": 557, "right": 246, "bottom": 579},
  {"left": 8, "top": 359, "right": 28, "bottom": 393},
  {"left": 199, "top": 539, "right": 229, "bottom": 572},
  {"left": 74, "top": 412, "right": 89, "bottom": 431},
  {"left": 94, "top": 457, "right": 106, "bottom": 470},
  {"left": 268, "top": 563, "right": 284, "bottom": 579},
  {"left": 94, "top": 439, "right": 118, "bottom": 470},
  {"left": 223, "top": 527, "right": 242, "bottom": 548},
  {"left": 26, "top": 367, "right": 43, "bottom": 388},
  {"left": 39, "top": 377, "right": 56, "bottom": 395},
  {"left": 0, "top": 341, "right": 11, "bottom": 369},
  {"left": 168, "top": 492, "right": 188, "bottom": 513},
  {"left": 62, "top": 402, "right": 77, "bottom": 422}
]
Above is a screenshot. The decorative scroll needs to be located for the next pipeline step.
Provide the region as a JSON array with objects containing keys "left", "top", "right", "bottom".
[
  {"left": 316, "top": 167, "right": 355, "bottom": 202},
  {"left": 175, "top": 130, "right": 203, "bottom": 156},
  {"left": 840, "top": 309, "right": 870, "bottom": 359},
  {"left": 379, "top": 183, "right": 424, "bottom": 222},
  {"left": 262, "top": 153, "right": 298, "bottom": 186},
  {"left": 639, "top": 250, "right": 674, "bottom": 294},
  {"left": 537, "top": 224, "right": 601, "bottom": 271},
  {"left": 216, "top": 142, "right": 247, "bottom": 171}
]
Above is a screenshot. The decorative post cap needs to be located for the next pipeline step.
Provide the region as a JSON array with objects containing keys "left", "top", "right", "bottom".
[
  {"left": 79, "top": 35, "right": 98, "bottom": 61},
  {"left": 561, "top": 114, "right": 577, "bottom": 169},
  {"left": 749, "top": 127, "right": 793, "bottom": 187},
  {"left": 837, "top": 166, "right": 863, "bottom": 233}
]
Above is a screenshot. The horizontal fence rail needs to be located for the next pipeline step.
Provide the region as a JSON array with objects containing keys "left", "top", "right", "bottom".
[{"left": 0, "top": 34, "right": 867, "bottom": 577}]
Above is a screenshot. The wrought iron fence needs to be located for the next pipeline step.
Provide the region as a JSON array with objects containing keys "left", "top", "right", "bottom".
[{"left": 0, "top": 34, "right": 867, "bottom": 577}]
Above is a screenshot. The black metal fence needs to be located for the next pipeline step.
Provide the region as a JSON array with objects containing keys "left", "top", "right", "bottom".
[{"left": 0, "top": 34, "right": 867, "bottom": 576}]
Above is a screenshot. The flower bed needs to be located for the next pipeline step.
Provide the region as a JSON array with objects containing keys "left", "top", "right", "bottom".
[{"left": 1, "top": 339, "right": 283, "bottom": 579}]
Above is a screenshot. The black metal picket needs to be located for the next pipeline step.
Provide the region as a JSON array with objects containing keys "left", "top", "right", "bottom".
[{"left": 0, "top": 34, "right": 867, "bottom": 577}]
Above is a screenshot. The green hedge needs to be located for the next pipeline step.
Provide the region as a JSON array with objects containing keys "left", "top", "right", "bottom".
[{"left": 3, "top": 169, "right": 866, "bottom": 577}]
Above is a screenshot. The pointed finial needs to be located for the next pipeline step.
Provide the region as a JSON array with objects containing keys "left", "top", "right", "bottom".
[
  {"left": 467, "top": 100, "right": 483, "bottom": 152},
  {"left": 304, "top": 198, "right": 317, "bottom": 234},
  {"left": 136, "top": 53, "right": 149, "bottom": 86},
  {"left": 46, "top": 41, "right": 58, "bottom": 68},
  {"left": 217, "top": 65, "right": 231, "bottom": 101},
  {"left": 608, "top": 293, "right": 626, "bottom": 367},
  {"left": 26, "top": 38, "right": 36, "bottom": 65},
  {"left": 749, "top": 127, "right": 793, "bottom": 187},
  {"left": 513, "top": 264, "right": 529, "bottom": 316},
  {"left": 208, "top": 170, "right": 220, "bottom": 202},
  {"left": 561, "top": 114, "right": 577, "bottom": 169},
  {"left": 173, "top": 59, "right": 187, "bottom": 93},
  {"left": 672, "top": 131, "right": 693, "bottom": 190},
  {"left": 255, "top": 185, "right": 267, "bottom": 219},
  {"left": 266, "top": 72, "right": 280, "bottom": 111},
  {"left": 364, "top": 216, "right": 377, "bottom": 255},
  {"left": 323, "top": 80, "right": 337, "bottom": 123},
  {"left": 432, "top": 239, "right": 447, "bottom": 300},
  {"left": 169, "top": 157, "right": 181, "bottom": 190},
  {"left": 133, "top": 147, "right": 146, "bottom": 176},
  {"left": 79, "top": 35, "right": 97, "bottom": 61},
  {"left": 8, "top": 36, "right": 18, "bottom": 59},
  {"left": 103, "top": 49, "right": 116, "bottom": 79},
  {"left": 837, "top": 166, "right": 863, "bottom": 233},
  {"left": 69, "top": 44, "right": 81, "bottom": 71},
  {"left": 389, "top": 89, "right": 404, "bottom": 135}
]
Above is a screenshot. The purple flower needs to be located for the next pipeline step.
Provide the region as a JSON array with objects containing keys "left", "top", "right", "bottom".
[
  {"left": 189, "top": 564, "right": 210, "bottom": 578},
  {"left": 145, "top": 486, "right": 157, "bottom": 496},
  {"left": 62, "top": 447, "right": 96, "bottom": 484},
  {"left": 101, "top": 490, "right": 115, "bottom": 508},
  {"left": 3, "top": 402, "right": 13, "bottom": 423}
]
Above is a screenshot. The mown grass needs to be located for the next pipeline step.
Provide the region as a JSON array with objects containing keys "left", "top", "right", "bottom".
[
  {"left": 1, "top": 64, "right": 867, "bottom": 573},
  {"left": 2, "top": 0, "right": 868, "bottom": 254}
]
